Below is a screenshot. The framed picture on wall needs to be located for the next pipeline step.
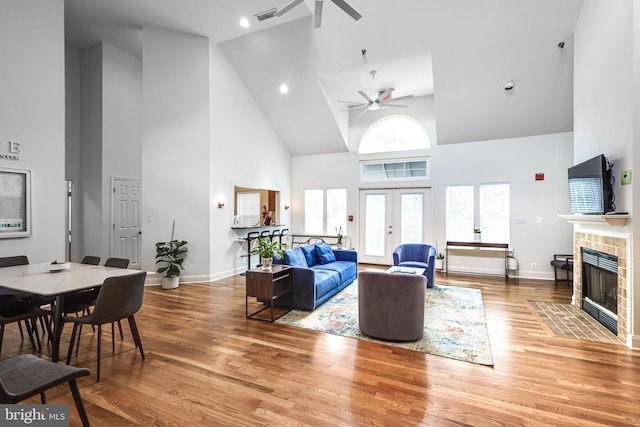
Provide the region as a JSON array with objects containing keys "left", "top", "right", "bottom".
[{"left": 0, "top": 167, "right": 31, "bottom": 238}]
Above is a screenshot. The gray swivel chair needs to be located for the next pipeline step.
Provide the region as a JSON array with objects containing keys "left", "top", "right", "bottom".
[
  {"left": 64, "top": 271, "right": 146, "bottom": 382},
  {"left": 0, "top": 354, "right": 91, "bottom": 426},
  {"left": 358, "top": 270, "right": 426, "bottom": 341}
]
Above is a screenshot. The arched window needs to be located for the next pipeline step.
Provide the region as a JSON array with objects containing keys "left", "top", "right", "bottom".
[{"left": 359, "top": 115, "right": 430, "bottom": 154}]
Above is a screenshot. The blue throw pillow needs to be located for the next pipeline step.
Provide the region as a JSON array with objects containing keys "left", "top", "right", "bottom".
[
  {"left": 315, "top": 243, "right": 336, "bottom": 264},
  {"left": 300, "top": 244, "right": 318, "bottom": 267},
  {"left": 283, "top": 248, "right": 308, "bottom": 267}
]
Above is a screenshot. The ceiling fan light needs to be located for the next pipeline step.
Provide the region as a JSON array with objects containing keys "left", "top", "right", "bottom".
[
  {"left": 369, "top": 103, "right": 380, "bottom": 111},
  {"left": 239, "top": 17, "right": 250, "bottom": 28}
]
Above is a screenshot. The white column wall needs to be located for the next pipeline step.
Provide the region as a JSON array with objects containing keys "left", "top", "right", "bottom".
[
  {"left": 574, "top": 0, "right": 639, "bottom": 347},
  {"left": 0, "top": 0, "right": 66, "bottom": 262},
  {"left": 209, "top": 42, "right": 292, "bottom": 278},
  {"left": 102, "top": 43, "right": 142, "bottom": 256},
  {"left": 142, "top": 27, "right": 211, "bottom": 280}
]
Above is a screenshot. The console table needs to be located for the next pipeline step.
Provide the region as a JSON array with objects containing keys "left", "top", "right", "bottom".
[
  {"left": 245, "top": 265, "right": 292, "bottom": 321},
  {"left": 445, "top": 241, "right": 510, "bottom": 278}
]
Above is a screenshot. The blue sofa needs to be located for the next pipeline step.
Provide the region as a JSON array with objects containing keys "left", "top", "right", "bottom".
[{"left": 274, "top": 243, "right": 358, "bottom": 310}]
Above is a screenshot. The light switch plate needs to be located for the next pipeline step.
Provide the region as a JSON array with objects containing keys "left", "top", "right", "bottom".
[{"left": 621, "top": 170, "right": 632, "bottom": 185}]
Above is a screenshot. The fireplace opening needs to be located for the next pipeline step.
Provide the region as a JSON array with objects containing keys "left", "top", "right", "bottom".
[{"left": 581, "top": 247, "right": 618, "bottom": 335}]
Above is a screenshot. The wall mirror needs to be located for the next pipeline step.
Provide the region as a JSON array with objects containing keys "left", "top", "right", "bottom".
[{"left": 234, "top": 186, "right": 280, "bottom": 227}]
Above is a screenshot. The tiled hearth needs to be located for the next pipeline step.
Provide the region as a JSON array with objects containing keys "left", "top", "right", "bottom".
[{"left": 573, "top": 231, "right": 628, "bottom": 343}]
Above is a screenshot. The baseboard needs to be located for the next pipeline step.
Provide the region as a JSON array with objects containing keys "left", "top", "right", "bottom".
[{"left": 626, "top": 334, "right": 640, "bottom": 350}]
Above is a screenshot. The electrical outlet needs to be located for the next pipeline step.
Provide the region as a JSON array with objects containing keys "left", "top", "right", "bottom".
[{"left": 531, "top": 262, "right": 537, "bottom": 269}]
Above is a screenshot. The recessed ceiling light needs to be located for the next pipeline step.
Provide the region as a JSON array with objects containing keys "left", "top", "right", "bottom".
[
  {"left": 239, "top": 17, "right": 250, "bottom": 28},
  {"left": 279, "top": 83, "right": 289, "bottom": 94}
]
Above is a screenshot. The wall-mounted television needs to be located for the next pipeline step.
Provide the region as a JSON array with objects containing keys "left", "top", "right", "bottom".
[{"left": 568, "top": 154, "right": 615, "bottom": 214}]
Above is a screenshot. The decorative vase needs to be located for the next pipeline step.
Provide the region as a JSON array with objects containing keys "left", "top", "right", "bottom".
[
  {"left": 261, "top": 256, "right": 273, "bottom": 270},
  {"left": 474, "top": 233, "right": 481, "bottom": 242},
  {"left": 337, "top": 242, "right": 343, "bottom": 250},
  {"left": 161, "top": 276, "right": 179, "bottom": 290}
]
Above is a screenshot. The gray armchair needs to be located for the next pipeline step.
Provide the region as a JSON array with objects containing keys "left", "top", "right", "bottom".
[{"left": 358, "top": 270, "right": 426, "bottom": 341}]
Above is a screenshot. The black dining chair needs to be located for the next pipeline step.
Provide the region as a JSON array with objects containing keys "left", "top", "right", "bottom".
[
  {"left": 0, "top": 354, "right": 91, "bottom": 426},
  {"left": 0, "top": 255, "right": 50, "bottom": 352},
  {"left": 104, "top": 257, "right": 130, "bottom": 269},
  {"left": 80, "top": 255, "right": 101, "bottom": 266},
  {"left": 65, "top": 271, "right": 147, "bottom": 382}
]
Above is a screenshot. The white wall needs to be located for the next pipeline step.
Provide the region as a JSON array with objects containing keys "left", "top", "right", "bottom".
[
  {"left": 102, "top": 43, "right": 142, "bottom": 256},
  {"left": 292, "top": 132, "right": 574, "bottom": 279},
  {"left": 65, "top": 46, "right": 82, "bottom": 261},
  {"left": 209, "top": 43, "right": 292, "bottom": 278},
  {"left": 574, "top": 0, "right": 639, "bottom": 347},
  {"left": 574, "top": 0, "right": 634, "bottom": 214},
  {"left": 0, "top": 0, "right": 66, "bottom": 262},
  {"left": 142, "top": 26, "right": 211, "bottom": 280}
]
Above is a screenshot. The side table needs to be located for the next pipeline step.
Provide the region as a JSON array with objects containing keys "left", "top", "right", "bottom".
[{"left": 246, "top": 265, "right": 292, "bottom": 321}]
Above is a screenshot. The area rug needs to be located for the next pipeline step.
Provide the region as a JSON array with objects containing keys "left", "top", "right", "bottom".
[{"left": 276, "top": 282, "right": 494, "bottom": 366}]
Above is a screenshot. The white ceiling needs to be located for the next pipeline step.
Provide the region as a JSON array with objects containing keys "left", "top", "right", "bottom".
[{"left": 64, "top": 0, "right": 584, "bottom": 156}]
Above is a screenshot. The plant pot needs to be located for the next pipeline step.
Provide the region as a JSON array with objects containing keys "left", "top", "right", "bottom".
[
  {"left": 474, "top": 233, "right": 481, "bottom": 242},
  {"left": 261, "top": 256, "right": 273, "bottom": 270},
  {"left": 336, "top": 242, "right": 343, "bottom": 250},
  {"left": 435, "top": 258, "right": 444, "bottom": 271},
  {"left": 161, "top": 276, "right": 179, "bottom": 290}
]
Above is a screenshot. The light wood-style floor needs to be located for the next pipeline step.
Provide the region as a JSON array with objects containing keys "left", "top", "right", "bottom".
[{"left": 5, "top": 267, "right": 640, "bottom": 426}]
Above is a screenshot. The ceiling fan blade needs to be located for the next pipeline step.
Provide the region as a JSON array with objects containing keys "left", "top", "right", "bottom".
[
  {"left": 357, "top": 90, "right": 374, "bottom": 103},
  {"left": 330, "top": 0, "right": 362, "bottom": 21},
  {"left": 340, "top": 104, "right": 369, "bottom": 112},
  {"left": 274, "top": 0, "right": 305, "bottom": 17},
  {"left": 314, "top": 0, "right": 323, "bottom": 28},
  {"left": 385, "top": 94, "right": 414, "bottom": 102},
  {"left": 380, "top": 103, "right": 409, "bottom": 108},
  {"left": 338, "top": 100, "right": 366, "bottom": 105}
]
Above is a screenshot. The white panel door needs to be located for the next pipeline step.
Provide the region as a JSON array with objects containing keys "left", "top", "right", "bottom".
[
  {"left": 111, "top": 177, "right": 142, "bottom": 269},
  {"left": 359, "top": 188, "right": 432, "bottom": 265}
]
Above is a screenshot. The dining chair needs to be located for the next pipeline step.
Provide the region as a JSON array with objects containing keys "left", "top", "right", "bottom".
[
  {"left": 80, "top": 255, "right": 101, "bottom": 266},
  {"left": 104, "top": 257, "right": 130, "bottom": 269},
  {"left": 0, "top": 255, "right": 49, "bottom": 351},
  {"left": 0, "top": 354, "right": 91, "bottom": 427},
  {"left": 65, "top": 271, "right": 147, "bottom": 382},
  {"left": 103, "top": 257, "right": 130, "bottom": 340}
]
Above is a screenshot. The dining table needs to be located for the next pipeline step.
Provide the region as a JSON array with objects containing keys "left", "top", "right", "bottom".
[{"left": 0, "top": 262, "right": 141, "bottom": 362}]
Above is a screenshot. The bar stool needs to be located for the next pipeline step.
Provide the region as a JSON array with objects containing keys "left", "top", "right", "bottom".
[
  {"left": 259, "top": 230, "right": 271, "bottom": 239},
  {"left": 270, "top": 229, "right": 281, "bottom": 243},
  {"left": 243, "top": 231, "right": 260, "bottom": 274},
  {"left": 279, "top": 229, "right": 289, "bottom": 248}
]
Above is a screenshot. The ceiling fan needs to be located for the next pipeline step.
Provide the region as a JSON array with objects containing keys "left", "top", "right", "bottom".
[
  {"left": 339, "top": 70, "right": 414, "bottom": 115},
  {"left": 262, "top": 0, "right": 362, "bottom": 28}
]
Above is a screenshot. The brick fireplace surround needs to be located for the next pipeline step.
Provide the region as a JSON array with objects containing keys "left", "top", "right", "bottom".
[{"left": 573, "top": 231, "right": 628, "bottom": 343}]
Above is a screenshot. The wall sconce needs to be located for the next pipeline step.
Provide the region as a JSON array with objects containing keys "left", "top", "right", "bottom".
[
  {"left": 218, "top": 201, "right": 225, "bottom": 208},
  {"left": 284, "top": 200, "right": 290, "bottom": 210},
  {"left": 216, "top": 194, "right": 226, "bottom": 208}
]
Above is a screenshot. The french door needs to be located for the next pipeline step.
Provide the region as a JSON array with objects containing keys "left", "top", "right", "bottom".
[{"left": 358, "top": 188, "right": 432, "bottom": 265}]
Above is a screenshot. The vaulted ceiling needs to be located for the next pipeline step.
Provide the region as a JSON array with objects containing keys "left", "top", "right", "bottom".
[{"left": 65, "top": 0, "right": 584, "bottom": 156}]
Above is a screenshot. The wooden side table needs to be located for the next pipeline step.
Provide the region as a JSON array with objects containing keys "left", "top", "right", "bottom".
[{"left": 245, "top": 265, "right": 292, "bottom": 321}]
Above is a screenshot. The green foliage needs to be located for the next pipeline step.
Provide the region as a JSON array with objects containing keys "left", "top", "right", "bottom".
[
  {"left": 437, "top": 253, "right": 445, "bottom": 260},
  {"left": 335, "top": 226, "right": 344, "bottom": 243},
  {"left": 155, "top": 240, "right": 188, "bottom": 278},
  {"left": 251, "top": 237, "right": 285, "bottom": 259}
]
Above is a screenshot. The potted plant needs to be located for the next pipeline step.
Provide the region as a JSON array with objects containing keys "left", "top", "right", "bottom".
[
  {"left": 251, "top": 237, "right": 285, "bottom": 270},
  {"left": 435, "top": 253, "right": 445, "bottom": 271},
  {"left": 156, "top": 222, "right": 188, "bottom": 289},
  {"left": 335, "top": 226, "right": 344, "bottom": 249}
]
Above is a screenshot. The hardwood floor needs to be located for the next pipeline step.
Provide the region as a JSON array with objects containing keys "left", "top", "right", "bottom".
[{"left": 5, "top": 267, "right": 640, "bottom": 426}]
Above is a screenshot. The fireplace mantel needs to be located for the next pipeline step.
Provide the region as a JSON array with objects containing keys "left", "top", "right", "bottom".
[{"left": 558, "top": 214, "right": 630, "bottom": 226}]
